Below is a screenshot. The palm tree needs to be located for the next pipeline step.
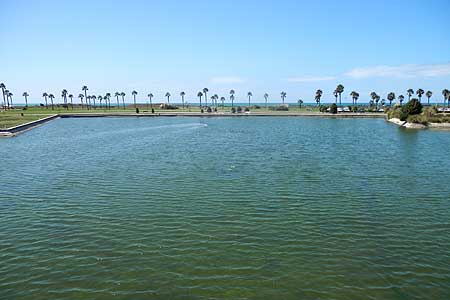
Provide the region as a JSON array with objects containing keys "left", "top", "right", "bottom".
[
  {"left": 67, "top": 94, "right": 73, "bottom": 109},
  {"left": 350, "top": 91, "right": 358, "bottom": 105},
  {"left": 98, "top": 95, "right": 103, "bottom": 108},
  {"left": 91, "top": 95, "right": 97, "bottom": 108},
  {"left": 115, "top": 92, "right": 120, "bottom": 109},
  {"left": 43, "top": 93, "right": 49, "bottom": 109},
  {"left": 426, "top": 90, "right": 432, "bottom": 105},
  {"left": 398, "top": 95, "right": 405, "bottom": 106},
  {"left": 1, "top": 83, "right": 6, "bottom": 109},
  {"left": 407, "top": 89, "right": 414, "bottom": 101},
  {"left": 220, "top": 96, "right": 225, "bottom": 108},
  {"left": 442, "top": 89, "right": 449, "bottom": 107},
  {"left": 203, "top": 88, "right": 209, "bottom": 107},
  {"left": 165, "top": 92, "right": 171, "bottom": 104},
  {"left": 180, "top": 91, "right": 185, "bottom": 108},
  {"left": 132, "top": 90, "right": 138, "bottom": 108},
  {"left": 315, "top": 89, "right": 323, "bottom": 105},
  {"left": 78, "top": 94, "right": 84, "bottom": 109},
  {"left": 229, "top": 90, "right": 235, "bottom": 108},
  {"left": 4, "top": 90, "right": 10, "bottom": 108},
  {"left": 280, "top": 91, "right": 287, "bottom": 104},
  {"left": 370, "top": 92, "right": 378, "bottom": 108},
  {"left": 247, "top": 92, "right": 252, "bottom": 107},
  {"left": 49, "top": 94, "right": 55, "bottom": 110},
  {"left": 148, "top": 93, "right": 153, "bottom": 109},
  {"left": 336, "top": 84, "right": 344, "bottom": 105},
  {"left": 121, "top": 92, "right": 126, "bottom": 109},
  {"left": 264, "top": 93, "right": 269, "bottom": 108},
  {"left": 375, "top": 95, "right": 380, "bottom": 109},
  {"left": 416, "top": 89, "right": 424, "bottom": 103},
  {"left": 333, "top": 90, "right": 338, "bottom": 104},
  {"left": 82, "top": 85, "right": 89, "bottom": 109},
  {"left": 297, "top": 99, "right": 303, "bottom": 109},
  {"left": 61, "top": 89, "right": 68, "bottom": 110},
  {"left": 387, "top": 92, "right": 396, "bottom": 107},
  {"left": 22, "top": 92, "right": 29, "bottom": 107},
  {"left": 213, "top": 94, "right": 219, "bottom": 108},
  {"left": 6, "top": 92, "right": 13, "bottom": 108},
  {"left": 197, "top": 91, "right": 203, "bottom": 108}
]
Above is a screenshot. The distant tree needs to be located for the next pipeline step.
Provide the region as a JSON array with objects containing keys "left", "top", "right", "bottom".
[
  {"left": 247, "top": 91, "right": 252, "bottom": 106},
  {"left": 180, "top": 91, "right": 185, "bottom": 108},
  {"left": 387, "top": 92, "right": 396, "bottom": 106},
  {"left": 197, "top": 92, "right": 203, "bottom": 108},
  {"left": 407, "top": 89, "right": 414, "bottom": 101},
  {"left": 165, "top": 92, "right": 171, "bottom": 103},
  {"left": 370, "top": 92, "right": 378, "bottom": 108},
  {"left": 7, "top": 92, "right": 13, "bottom": 108},
  {"left": 115, "top": 92, "right": 120, "bottom": 109},
  {"left": 442, "top": 89, "right": 450, "bottom": 107},
  {"left": 398, "top": 94, "right": 405, "bottom": 106},
  {"left": 416, "top": 89, "right": 424, "bottom": 103},
  {"left": 68, "top": 94, "right": 73, "bottom": 109},
  {"left": 213, "top": 94, "right": 219, "bottom": 108},
  {"left": 336, "top": 84, "right": 344, "bottom": 105},
  {"left": 82, "top": 85, "right": 89, "bottom": 109},
  {"left": 375, "top": 95, "right": 380, "bottom": 108},
  {"left": 22, "top": 92, "right": 29, "bottom": 107},
  {"left": 315, "top": 89, "right": 323, "bottom": 105},
  {"left": 105, "top": 93, "right": 111, "bottom": 109},
  {"left": 220, "top": 96, "right": 225, "bottom": 108},
  {"left": 333, "top": 89, "right": 338, "bottom": 104},
  {"left": 43, "top": 93, "right": 49, "bottom": 109},
  {"left": 280, "top": 91, "right": 287, "bottom": 104},
  {"left": 98, "top": 95, "right": 103, "bottom": 108},
  {"left": 350, "top": 91, "right": 359, "bottom": 105},
  {"left": 0, "top": 83, "right": 6, "bottom": 109},
  {"left": 264, "top": 93, "right": 269, "bottom": 108},
  {"left": 61, "top": 89, "right": 68, "bottom": 110},
  {"left": 229, "top": 90, "right": 235, "bottom": 108},
  {"left": 91, "top": 95, "right": 97, "bottom": 108},
  {"left": 203, "top": 88, "right": 209, "bottom": 107},
  {"left": 49, "top": 94, "right": 55, "bottom": 110},
  {"left": 121, "top": 92, "right": 126, "bottom": 109},
  {"left": 132, "top": 90, "right": 138, "bottom": 108},
  {"left": 78, "top": 94, "right": 84, "bottom": 109},
  {"left": 148, "top": 93, "right": 154, "bottom": 109},
  {"left": 297, "top": 99, "right": 303, "bottom": 109},
  {"left": 4, "top": 90, "right": 10, "bottom": 108},
  {"left": 425, "top": 90, "right": 432, "bottom": 105}
]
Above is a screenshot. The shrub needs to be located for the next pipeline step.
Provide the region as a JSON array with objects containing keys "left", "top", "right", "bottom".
[
  {"left": 319, "top": 105, "right": 328, "bottom": 113},
  {"left": 207, "top": 107, "right": 212, "bottom": 113},
  {"left": 136, "top": 108, "right": 140, "bottom": 113},
  {"left": 159, "top": 103, "right": 178, "bottom": 110},
  {"left": 231, "top": 107, "right": 236, "bottom": 113},
  {"left": 253, "top": 105, "right": 261, "bottom": 109},
  {"left": 244, "top": 107, "right": 250, "bottom": 112},
  {"left": 237, "top": 106, "right": 242, "bottom": 113},
  {"left": 402, "top": 98, "right": 422, "bottom": 116},
  {"left": 269, "top": 105, "right": 289, "bottom": 111},
  {"left": 330, "top": 103, "right": 338, "bottom": 114},
  {"left": 351, "top": 106, "right": 358, "bottom": 113}
]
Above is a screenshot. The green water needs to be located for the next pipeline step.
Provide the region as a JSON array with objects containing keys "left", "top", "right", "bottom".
[{"left": 1, "top": 117, "right": 449, "bottom": 300}]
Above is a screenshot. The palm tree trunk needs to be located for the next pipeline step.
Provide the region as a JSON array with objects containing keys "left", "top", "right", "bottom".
[
  {"left": 25, "top": 96, "right": 28, "bottom": 107},
  {"left": 122, "top": 97, "right": 125, "bottom": 109}
]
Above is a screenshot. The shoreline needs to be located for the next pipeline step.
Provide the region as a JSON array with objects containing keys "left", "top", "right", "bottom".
[
  {"left": 387, "top": 118, "right": 450, "bottom": 130},
  {"left": 1, "top": 112, "right": 384, "bottom": 137}
]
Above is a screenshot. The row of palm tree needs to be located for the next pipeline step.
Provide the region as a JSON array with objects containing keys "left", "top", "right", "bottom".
[{"left": 2, "top": 82, "right": 450, "bottom": 110}]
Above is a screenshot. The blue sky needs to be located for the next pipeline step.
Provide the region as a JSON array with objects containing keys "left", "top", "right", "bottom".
[{"left": 1, "top": 0, "right": 449, "bottom": 104}]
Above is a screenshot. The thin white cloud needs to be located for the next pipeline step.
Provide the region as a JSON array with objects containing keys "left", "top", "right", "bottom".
[
  {"left": 287, "top": 76, "right": 336, "bottom": 83},
  {"left": 211, "top": 76, "right": 245, "bottom": 84},
  {"left": 344, "top": 63, "right": 450, "bottom": 79}
]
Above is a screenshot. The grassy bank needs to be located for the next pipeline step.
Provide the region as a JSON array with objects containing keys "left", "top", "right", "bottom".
[{"left": 1, "top": 104, "right": 384, "bottom": 129}]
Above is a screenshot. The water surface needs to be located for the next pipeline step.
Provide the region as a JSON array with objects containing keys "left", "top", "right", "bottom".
[{"left": 1, "top": 117, "right": 449, "bottom": 300}]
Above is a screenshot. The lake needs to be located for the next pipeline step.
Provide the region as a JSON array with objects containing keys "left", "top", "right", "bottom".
[{"left": 1, "top": 117, "right": 449, "bottom": 300}]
